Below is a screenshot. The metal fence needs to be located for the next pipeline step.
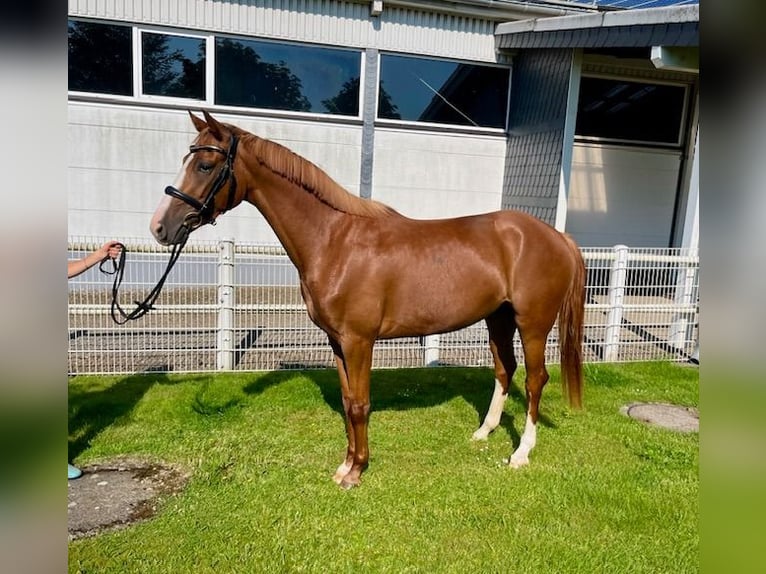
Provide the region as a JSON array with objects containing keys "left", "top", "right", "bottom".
[{"left": 68, "top": 237, "right": 699, "bottom": 375}]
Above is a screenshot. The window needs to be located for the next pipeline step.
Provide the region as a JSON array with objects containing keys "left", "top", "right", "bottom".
[
  {"left": 378, "top": 54, "right": 509, "bottom": 129},
  {"left": 68, "top": 20, "right": 132, "bottom": 96},
  {"left": 141, "top": 32, "right": 206, "bottom": 100},
  {"left": 215, "top": 38, "right": 361, "bottom": 116},
  {"left": 576, "top": 76, "right": 687, "bottom": 146}
]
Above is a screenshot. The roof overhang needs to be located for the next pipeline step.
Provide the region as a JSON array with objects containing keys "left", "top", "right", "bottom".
[
  {"left": 361, "top": 0, "right": 593, "bottom": 22},
  {"left": 495, "top": 5, "right": 698, "bottom": 49}
]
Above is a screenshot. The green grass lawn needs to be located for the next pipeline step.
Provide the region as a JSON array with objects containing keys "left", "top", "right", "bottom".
[{"left": 69, "top": 362, "right": 698, "bottom": 573}]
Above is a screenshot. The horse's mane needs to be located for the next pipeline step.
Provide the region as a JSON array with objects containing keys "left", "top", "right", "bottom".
[{"left": 230, "top": 126, "right": 396, "bottom": 218}]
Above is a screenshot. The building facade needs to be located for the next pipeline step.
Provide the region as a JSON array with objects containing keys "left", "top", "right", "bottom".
[{"left": 68, "top": 0, "right": 699, "bottom": 249}]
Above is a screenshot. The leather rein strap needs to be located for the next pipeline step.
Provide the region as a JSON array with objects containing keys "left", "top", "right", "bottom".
[{"left": 101, "top": 239, "right": 187, "bottom": 325}]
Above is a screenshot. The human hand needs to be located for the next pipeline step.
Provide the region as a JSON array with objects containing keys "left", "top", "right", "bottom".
[{"left": 97, "top": 241, "right": 122, "bottom": 261}]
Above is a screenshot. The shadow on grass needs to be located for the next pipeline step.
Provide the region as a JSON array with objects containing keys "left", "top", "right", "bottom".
[
  {"left": 243, "top": 365, "right": 559, "bottom": 445},
  {"left": 68, "top": 368, "right": 176, "bottom": 461}
]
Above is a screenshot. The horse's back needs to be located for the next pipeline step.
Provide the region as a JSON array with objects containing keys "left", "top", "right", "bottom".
[{"left": 368, "top": 208, "right": 577, "bottom": 295}]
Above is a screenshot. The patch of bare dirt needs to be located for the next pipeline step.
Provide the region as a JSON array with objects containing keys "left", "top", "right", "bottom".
[{"left": 67, "top": 458, "right": 189, "bottom": 540}]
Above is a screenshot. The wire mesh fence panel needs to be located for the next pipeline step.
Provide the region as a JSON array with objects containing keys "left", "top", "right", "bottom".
[
  {"left": 68, "top": 238, "right": 699, "bottom": 375},
  {"left": 436, "top": 326, "right": 492, "bottom": 367},
  {"left": 581, "top": 247, "right": 613, "bottom": 362},
  {"left": 581, "top": 246, "right": 699, "bottom": 363},
  {"left": 68, "top": 237, "right": 220, "bottom": 374},
  {"left": 231, "top": 245, "right": 334, "bottom": 370}
]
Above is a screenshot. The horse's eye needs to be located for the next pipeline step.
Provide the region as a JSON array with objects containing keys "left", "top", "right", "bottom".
[{"left": 198, "top": 163, "right": 214, "bottom": 174}]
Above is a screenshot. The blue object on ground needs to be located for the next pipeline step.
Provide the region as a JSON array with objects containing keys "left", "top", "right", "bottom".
[{"left": 68, "top": 464, "right": 82, "bottom": 480}]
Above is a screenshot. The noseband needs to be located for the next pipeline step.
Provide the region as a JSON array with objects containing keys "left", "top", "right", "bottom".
[{"left": 164, "top": 134, "right": 240, "bottom": 226}]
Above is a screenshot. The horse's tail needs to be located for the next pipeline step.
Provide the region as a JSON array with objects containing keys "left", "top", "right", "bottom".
[{"left": 558, "top": 233, "right": 586, "bottom": 409}]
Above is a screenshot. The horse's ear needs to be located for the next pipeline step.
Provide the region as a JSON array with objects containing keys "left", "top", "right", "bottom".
[
  {"left": 201, "top": 110, "right": 225, "bottom": 140},
  {"left": 189, "top": 111, "right": 207, "bottom": 133}
]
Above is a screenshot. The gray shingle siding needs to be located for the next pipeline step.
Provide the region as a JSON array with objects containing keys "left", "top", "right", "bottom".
[
  {"left": 502, "top": 49, "right": 571, "bottom": 226},
  {"left": 497, "top": 22, "right": 698, "bottom": 50}
]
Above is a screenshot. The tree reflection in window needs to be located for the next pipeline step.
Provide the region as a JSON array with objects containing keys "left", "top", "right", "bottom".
[
  {"left": 68, "top": 20, "right": 132, "bottom": 96},
  {"left": 142, "top": 32, "right": 205, "bottom": 100},
  {"left": 215, "top": 38, "right": 360, "bottom": 115},
  {"left": 378, "top": 54, "right": 509, "bottom": 129},
  {"left": 322, "top": 78, "right": 399, "bottom": 118}
]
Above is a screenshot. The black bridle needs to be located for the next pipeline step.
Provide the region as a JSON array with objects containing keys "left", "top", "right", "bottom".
[
  {"left": 164, "top": 134, "right": 240, "bottom": 226},
  {"left": 105, "top": 135, "right": 240, "bottom": 324}
]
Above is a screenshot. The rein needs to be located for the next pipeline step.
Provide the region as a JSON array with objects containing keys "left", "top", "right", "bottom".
[{"left": 100, "top": 238, "right": 188, "bottom": 325}]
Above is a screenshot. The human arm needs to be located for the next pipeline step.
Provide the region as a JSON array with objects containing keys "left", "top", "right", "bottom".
[{"left": 67, "top": 241, "right": 122, "bottom": 278}]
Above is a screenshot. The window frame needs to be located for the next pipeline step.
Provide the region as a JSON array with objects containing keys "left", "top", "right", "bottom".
[
  {"left": 211, "top": 32, "right": 364, "bottom": 120},
  {"left": 375, "top": 51, "right": 511, "bottom": 135},
  {"left": 67, "top": 18, "right": 135, "bottom": 100},
  {"left": 67, "top": 20, "right": 511, "bottom": 135},
  {"left": 136, "top": 26, "right": 211, "bottom": 104},
  {"left": 67, "top": 19, "right": 366, "bottom": 124},
  {"left": 574, "top": 73, "right": 691, "bottom": 149}
]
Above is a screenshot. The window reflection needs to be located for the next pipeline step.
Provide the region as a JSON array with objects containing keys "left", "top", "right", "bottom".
[
  {"left": 576, "top": 77, "right": 686, "bottom": 146},
  {"left": 215, "top": 38, "right": 360, "bottom": 115},
  {"left": 68, "top": 20, "right": 133, "bottom": 96},
  {"left": 378, "top": 54, "right": 509, "bottom": 129},
  {"left": 142, "top": 32, "right": 206, "bottom": 100}
]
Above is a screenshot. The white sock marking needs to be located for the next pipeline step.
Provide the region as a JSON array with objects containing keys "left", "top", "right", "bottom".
[
  {"left": 472, "top": 379, "right": 507, "bottom": 440},
  {"left": 509, "top": 413, "right": 537, "bottom": 468},
  {"left": 333, "top": 460, "right": 352, "bottom": 484}
]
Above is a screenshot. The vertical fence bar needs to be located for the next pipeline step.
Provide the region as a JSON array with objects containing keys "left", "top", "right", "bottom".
[
  {"left": 669, "top": 254, "right": 697, "bottom": 352},
  {"left": 424, "top": 334, "right": 440, "bottom": 366},
  {"left": 217, "top": 238, "right": 236, "bottom": 371},
  {"left": 604, "top": 244, "right": 628, "bottom": 362}
]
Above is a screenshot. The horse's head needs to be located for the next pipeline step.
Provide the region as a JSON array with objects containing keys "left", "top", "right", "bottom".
[{"left": 150, "top": 110, "right": 244, "bottom": 245}]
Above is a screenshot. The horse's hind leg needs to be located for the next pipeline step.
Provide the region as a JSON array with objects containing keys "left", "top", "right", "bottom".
[
  {"left": 473, "top": 306, "right": 517, "bottom": 440},
  {"left": 509, "top": 325, "right": 551, "bottom": 468}
]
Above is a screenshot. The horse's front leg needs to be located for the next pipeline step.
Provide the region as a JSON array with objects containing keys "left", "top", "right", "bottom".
[
  {"left": 331, "top": 336, "right": 373, "bottom": 489},
  {"left": 333, "top": 396, "right": 355, "bottom": 484}
]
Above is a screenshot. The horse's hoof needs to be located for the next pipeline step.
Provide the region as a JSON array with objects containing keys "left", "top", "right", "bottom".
[
  {"left": 507, "top": 455, "right": 529, "bottom": 469},
  {"left": 333, "top": 461, "right": 352, "bottom": 485},
  {"left": 339, "top": 474, "right": 361, "bottom": 489},
  {"left": 471, "top": 428, "right": 490, "bottom": 441}
]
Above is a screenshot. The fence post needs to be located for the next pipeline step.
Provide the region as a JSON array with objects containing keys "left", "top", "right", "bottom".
[
  {"left": 669, "top": 253, "right": 697, "bottom": 352},
  {"left": 217, "top": 238, "right": 236, "bottom": 371},
  {"left": 604, "top": 244, "right": 628, "bottom": 362},
  {"left": 424, "top": 334, "right": 440, "bottom": 366}
]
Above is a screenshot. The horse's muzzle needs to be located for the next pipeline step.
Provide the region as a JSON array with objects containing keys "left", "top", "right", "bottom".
[{"left": 150, "top": 208, "right": 194, "bottom": 246}]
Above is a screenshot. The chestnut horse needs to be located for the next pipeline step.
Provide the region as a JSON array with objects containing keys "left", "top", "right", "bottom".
[{"left": 151, "top": 111, "right": 585, "bottom": 489}]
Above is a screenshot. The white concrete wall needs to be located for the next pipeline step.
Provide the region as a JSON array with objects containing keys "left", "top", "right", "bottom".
[
  {"left": 68, "top": 102, "right": 364, "bottom": 243},
  {"left": 565, "top": 143, "right": 681, "bottom": 247},
  {"left": 372, "top": 128, "right": 506, "bottom": 219},
  {"left": 68, "top": 103, "right": 505, "bottom": 243}
]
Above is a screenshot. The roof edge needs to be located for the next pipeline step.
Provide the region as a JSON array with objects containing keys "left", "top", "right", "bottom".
[
  {"left": 375, "top": 0, "right": 592, "bottom": 21},
  {"left": 496, "top": 4, "right": 698, "bottom": 36}
]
